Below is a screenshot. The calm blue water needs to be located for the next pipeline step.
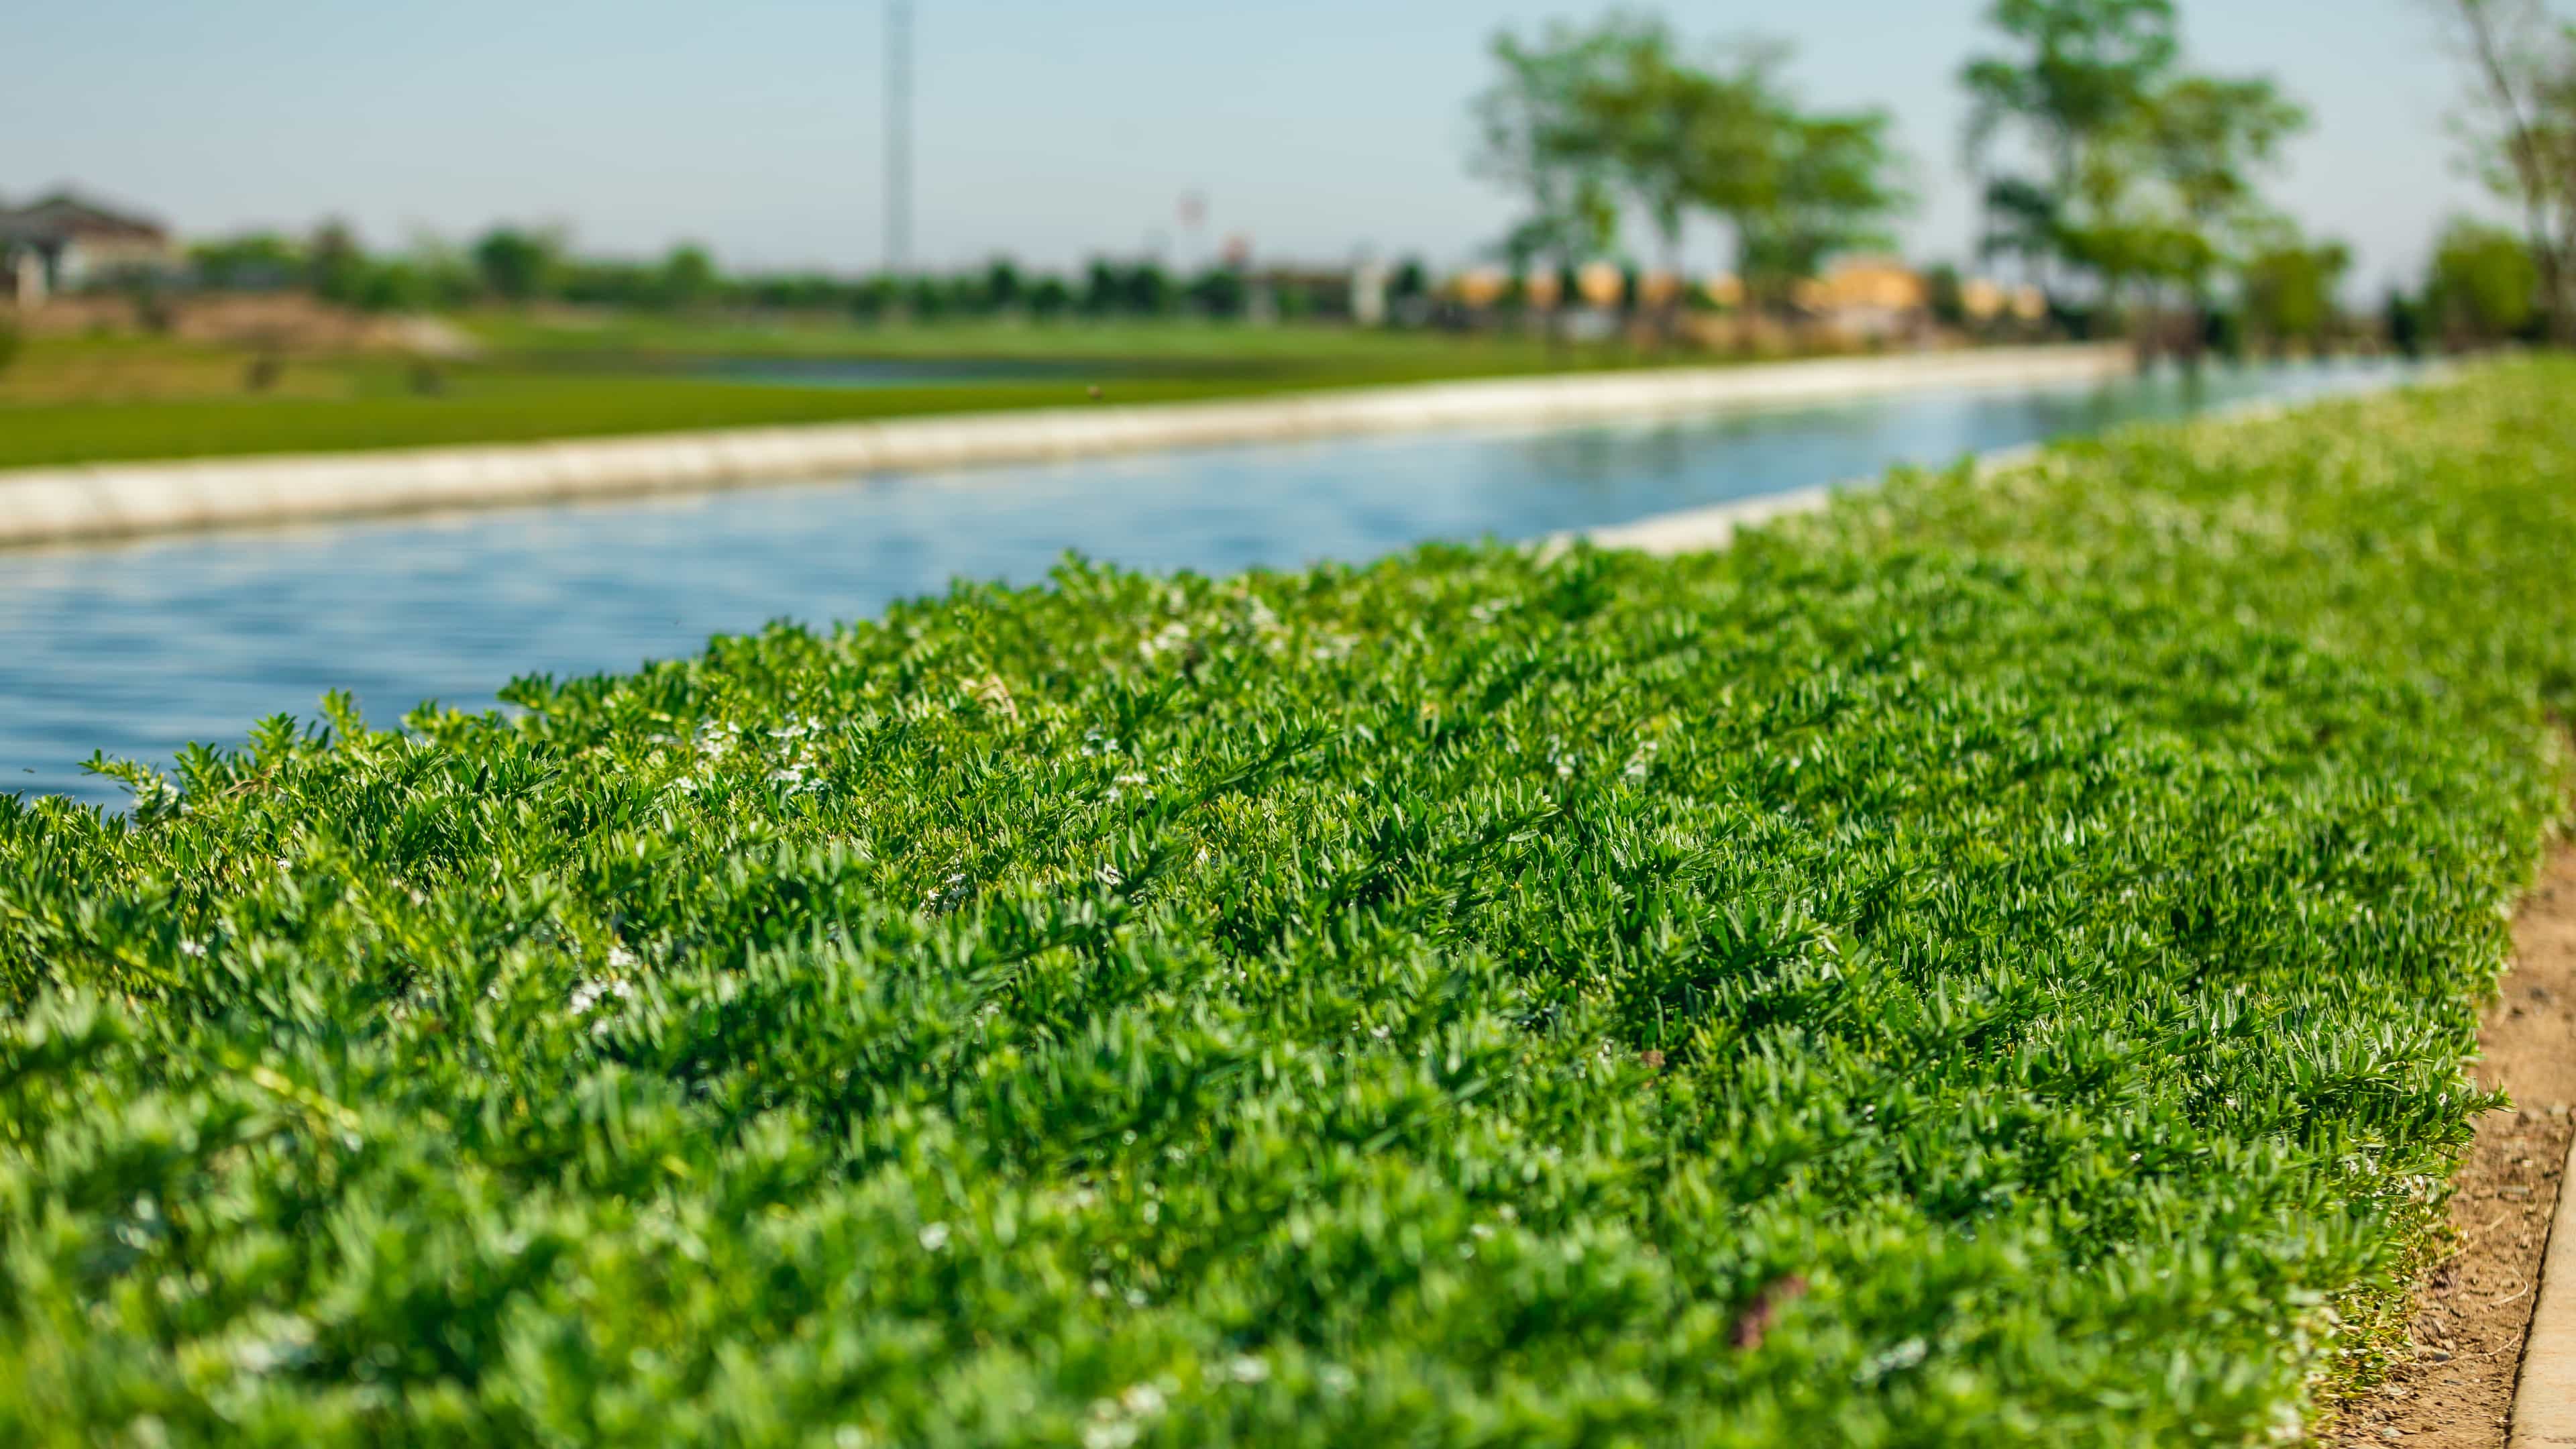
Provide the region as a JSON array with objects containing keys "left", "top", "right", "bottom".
[{"left": 1, "top": 360, "right": 2411, "bottom": 808}]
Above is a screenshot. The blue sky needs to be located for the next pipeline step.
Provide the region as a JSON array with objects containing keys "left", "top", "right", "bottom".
[{"left": 2, "top": 0, "right": 2495, "bottom": 290}]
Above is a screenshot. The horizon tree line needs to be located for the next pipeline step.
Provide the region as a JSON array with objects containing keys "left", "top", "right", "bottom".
[{"left": 1471, "top": 0, "right": 2576, "bottom": 353}]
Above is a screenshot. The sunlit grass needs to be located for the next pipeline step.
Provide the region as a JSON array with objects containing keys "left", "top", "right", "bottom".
[{"left": 0, "top": 318, "right": 1691, "bottom": 469}]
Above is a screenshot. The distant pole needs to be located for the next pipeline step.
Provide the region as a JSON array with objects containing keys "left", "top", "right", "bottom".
[{"left": 885, "top": 0, "right": 913, "bottom": 274}]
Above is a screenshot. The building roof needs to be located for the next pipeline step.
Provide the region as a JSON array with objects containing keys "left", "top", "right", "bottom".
[
  {"left": 0, "top": 191, "right": 170, "bottom": 246},
  {"left": 1794, "top": 256, "right": 1927, "bottom": 313}
]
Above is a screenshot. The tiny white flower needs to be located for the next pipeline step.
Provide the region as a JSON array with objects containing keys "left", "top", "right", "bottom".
[
  {"left": 569, "top": 977, "right": 633, "bottom": 1015},
  {"left": 917, "top": 1221, "right": 951, "bottom": 1252},
  {"left": 1119, "top": 1383, "right": 1166, "bottom": 1417},
  {"left": 178, "top": 938, "right": 207, "bottom": 958},
  {"left": 1080, "top": 1419, "right": 1139, "bottom": 1449}
]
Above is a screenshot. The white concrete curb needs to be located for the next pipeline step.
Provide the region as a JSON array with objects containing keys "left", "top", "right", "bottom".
[
  {"left": 2516, "top": 1138, "right": 2576, "bottom": 1447},
  {"left": 1578, "top": 445, "right": 2046, "bottom": 556},
  {"left": 0, "top": 344, "right": 2129, "bottom": 549}
]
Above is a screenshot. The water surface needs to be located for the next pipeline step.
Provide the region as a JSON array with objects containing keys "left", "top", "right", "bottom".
[{"left": 0, "top": 360, "right": 2410, "bottom": 807}]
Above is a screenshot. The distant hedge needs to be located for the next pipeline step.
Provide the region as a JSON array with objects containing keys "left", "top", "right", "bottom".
[{"left": 3, "top": 364, "right": 2571, "bottom": 1446}]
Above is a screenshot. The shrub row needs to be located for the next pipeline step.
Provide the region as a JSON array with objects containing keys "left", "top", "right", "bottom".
[{"left": 3, "top": 363, "right": 2572, "bottom": 1445}]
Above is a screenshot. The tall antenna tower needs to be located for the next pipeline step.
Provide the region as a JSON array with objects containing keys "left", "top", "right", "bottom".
[{"left": 885, "top": 0, "right": 913, "bottom": 273}]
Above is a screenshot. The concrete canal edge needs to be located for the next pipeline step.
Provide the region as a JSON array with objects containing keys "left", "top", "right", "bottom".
[
  {"left": 2518, "top": 1140, "right": 2576, "bottom": 1448},
  {"left": 0, "top": 343, "right": 2126, "bottom": 548},
  {"left": 1579, "top": 444, "right": 2043, "bottom": 555}
]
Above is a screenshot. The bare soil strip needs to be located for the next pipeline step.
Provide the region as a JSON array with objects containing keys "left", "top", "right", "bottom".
[{"left": 2332, "top": 846, "right": 2576, "bottom": 1447}]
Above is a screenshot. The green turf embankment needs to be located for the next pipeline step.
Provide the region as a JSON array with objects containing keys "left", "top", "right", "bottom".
[
  {"left": 2, "top": 362, "right": 2572, "bottom": 1445},
  {"left": 0, "top": 323, "right": 1658, "bottom": 470}
]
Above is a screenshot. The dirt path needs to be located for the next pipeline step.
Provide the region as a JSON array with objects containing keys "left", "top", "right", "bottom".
[{"left": 2332, "top": 847, "right": 2576, "bottom": 1446}]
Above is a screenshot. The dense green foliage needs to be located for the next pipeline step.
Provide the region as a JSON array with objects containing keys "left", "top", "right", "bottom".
[{"left": 3, "top": 365, "right": 2572, "bottom": 1445}]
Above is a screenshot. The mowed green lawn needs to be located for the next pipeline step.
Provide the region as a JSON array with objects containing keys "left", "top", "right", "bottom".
[{"left": 0, "top": 320, "right": 1672, "bottom": 470}]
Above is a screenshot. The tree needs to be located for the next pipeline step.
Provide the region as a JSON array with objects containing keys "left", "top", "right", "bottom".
[
  {"left": 2238, "top": 227, "right": 2352, "bottom": 352},
  {"left": 2126, "top": 73, "right": 2308, "bottom": 343},
  {"left": 1186, "top": 266, "right": 1246, "bottom": 318},
  {"left": 849, "top": 274, "right": 898, "bottom": 321},
  {"left": 1737, "top": 108, "right": 1909, "bottom": 313},
  {"left": 189, "top": 233, "right": 301, "bottom": 291},
  {"left": 471, "top": 227, "right": 561, "bottom": 304},
  {"left": 984, "top": 258, "right": 1024, "bottom": 313},
  {"left": 1473, "top": 19, "right": 1629, "bottom": 335},
  {"left": 657, "top": 244, "right": 718, "bottom": 311},
  {"left": 306, "top": 220, "right": 368, "bottom": 307},
  {"left": 2432, "top": 0, "right": 2576, "bottom": 342},
  {"left": 1611, "top": 32, "right": 1785, "bottom": 338},
  {"left": 2428, "top": 216, "right": 2541, "bottom": 343},
  {"left": 1963, "top": 0, "right": 2180, "bottom": 268},
  {"left": 1961, "top": 0, "right": 2306, "bottom": 346},
  {"left": 1122, "top": 262, "right": 1174, "bottom": 316},
  {"left": 1579, "top": 21, "right": 1776, "bottom": 299},
  {"left": 1081, "top": 260, "right": 1124, "bottom": 316},
  {"left": 902, "top": 274, "right": 947, "bottom": 321},
  {"left": 1470, "top": 16, "right": 1907, "bottom": 343}
]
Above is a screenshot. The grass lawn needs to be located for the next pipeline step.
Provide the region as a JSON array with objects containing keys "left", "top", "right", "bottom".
[
  {"left": 4, "top": 364, "right": 2570, "bottom": 1444},
  {"left": 0, "top": 318, "right": 1682, "bottom": 471}
]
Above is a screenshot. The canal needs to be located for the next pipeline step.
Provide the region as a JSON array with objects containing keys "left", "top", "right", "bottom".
[{"left": 1, "top": 358, "right": 2411, "bottom": 807}]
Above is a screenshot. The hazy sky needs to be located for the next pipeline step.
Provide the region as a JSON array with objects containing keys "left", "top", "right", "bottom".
[{"left": 3, "top": 0, "right": 2498, "bottom": 291}]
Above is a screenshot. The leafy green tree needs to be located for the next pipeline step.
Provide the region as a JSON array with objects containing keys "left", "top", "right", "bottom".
[
  {"left": 2238, "top": 227, "right": 2351, "bottom": 352},
  {"left": 306, "top": 220, "right": 369, "bottom": 307},
  {"left": 189, "top": 233, "right": 302, "bottom": 291},
  {"left": 848, "top": 274, "right": 898, "bottom": 321},
  {"left": 1474, "top": 19, "right": 1628, "bottom": 331},
  {"left": 902, "top": 274, "right": 947, "bottom": 321},
  {"left": 1122, "top": 262, "right": 1174, "bottom": 315},
  {"left": 2428, "top": 216, "right": 2541, "bottom": 344},
  {"left": 2433, "top": 0, "right": 2576, "bottom": 342},
  {"left": 2127, "top": 72, "right": 2308, "bottom": 340},
  {"left": 1738, "top": 108, "right": 1910, "bottom": 313},
  {"left": 1186, "top": 267, "right": 1246, "bottom": 318},
  {"left": 1029, "top": 274, "right": 1073, "bottom": 319},
  {"left": 352, "top": 259, "right": 429, "bottom": 314},
  {"left": 2385, "top": 286, "right": 2428, "bottom": 358},
  {"left": 657, "top": 244, "right": 718, "bottom": 311},
  {"left": 1081, "top": 260, "right": 1124, "bottom": 316},
  {"left": 1601, "top": 27, "right": 1784, "bottom": 337},
  {"left": 1962, "top": 0, "right": 2305, "bottom": 345},
  {"left": 1925, "top": 262, "right": 1970, "bottom": 327},
  {"left": 984, "top": 258, "right": 1024, "bottom": 313},
  {"left": 470, "top": 227, "right": 561, "bottom": 304},
  {"left": 1585, "top": 21, "right": 1774, "bottom": 281},
  {"left": 1962, "top": 0, "right": 2180, "bottom": 258}
]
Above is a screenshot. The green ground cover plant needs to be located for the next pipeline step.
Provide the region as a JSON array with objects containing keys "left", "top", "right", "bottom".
[{"left": 2, "top": 363, "right": 2571, "bottom": 1445}]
